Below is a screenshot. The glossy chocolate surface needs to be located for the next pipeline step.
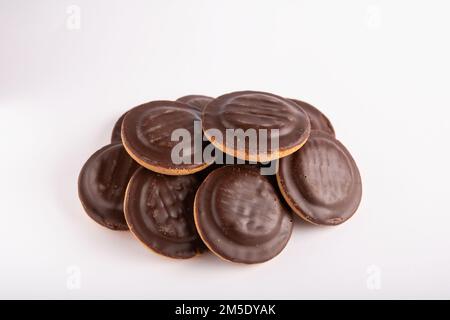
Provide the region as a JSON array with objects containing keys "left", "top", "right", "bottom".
[
  {"left": 111, "top": 112, "right": 127, "bottom": 143},
  {"left": 176, "top": 95, "right": 213, "bottom": 112},
  {"left": 202, "top": 91, "right": 311, "bottom": 159},
  {"left": 125, "top": 167, "right": 205, "bottom": 258},
  {"left": 78, "top": 143, "right": 140, "bottom": 230},
  {"left": 290, "top": 99, "right": 335, "bottom": 136},
  {"left": 121, "top": 100, "right": 209, "bottom": 173},
  {"left": 194, "top": 165, "right": 293, "bottom": 264},
  {"left": 277, "top": 131, "right": 362, "bottom": 225}
]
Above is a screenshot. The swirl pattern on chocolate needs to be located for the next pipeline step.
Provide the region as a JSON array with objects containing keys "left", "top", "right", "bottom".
[
  {"left": 177, "top": 95, "right": 213, "bottom": 112},
  {"left": 121, "top": 100, "right": 210, "bottom": 174},
  {"left": 124, "top": 167, "right": 205, "bottom": 258},
  {"left": 202, "top": 91, "right": 311, "bottom": 161},
  {"left": 277, "top": 131, "right": 362, "bottom": 225},
  {"left": 194, "top": 165, "right": 293, "bottom": 264},
  {"left": 78, "top": 143, "right": 140, "bottom": 230}
]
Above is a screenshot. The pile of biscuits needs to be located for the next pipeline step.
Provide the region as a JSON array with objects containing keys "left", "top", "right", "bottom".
[{"left": 78, "top": 91, "right": 362, "bottom": 264}]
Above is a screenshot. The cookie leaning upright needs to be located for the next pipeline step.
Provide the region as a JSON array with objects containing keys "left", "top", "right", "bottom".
[
  {"left": 121, "top": 100, "right": 212, "bottom": 175},
  {"left": 202, "top": 91, "right": 311, "bottom": 162}
]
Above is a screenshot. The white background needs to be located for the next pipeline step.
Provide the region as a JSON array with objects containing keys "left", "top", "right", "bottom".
[{"left": 1, "top": 0, "right": 449, "bottom": 299}]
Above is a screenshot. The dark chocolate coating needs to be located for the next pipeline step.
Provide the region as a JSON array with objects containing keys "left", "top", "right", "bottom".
[
  {"left": 78, "top": 143, "right": 140, "bottom": 230},
  {"left": 121, "top": 100, "right": 210, "bottom": 174},
  {"left": 125, "top": 167, "right": 205, "bottom": 258},
  {"left": 194, "top": 165, "right": 293, "bottom": 264},
  {"left": 277, "top": 131, "right": 362, "bottom": 225},
  {"left": 176, "top": 95, "right": 213, "bottom": 112},
  {"left": 111, "top": 112, "right": 127, "bottom": 143},
  {"left": 195, "top": 162, "right": 223, "bottom": 182},
  {"left": 289, "top": 99, "right": 335, "bottom": 136},
  {"left": 202, "top": 91, "right": 311, "bottom": 160}
]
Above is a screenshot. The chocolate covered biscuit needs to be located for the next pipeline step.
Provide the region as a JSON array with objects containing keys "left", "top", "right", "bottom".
[
  {"left": 202, "top": 91, "right": 311, "bottom": 162},
  {"left": 78, "top": 143, "right": 140, "bottom": 230},
  {"left": 194, "top": 165, "right": 293, "bottom": 264},
  {"left": 277, "top": 131, "right": 362, "bottom": 225},
  {"left": 125, "top": 167, "right": 205, "bottom": 258}
]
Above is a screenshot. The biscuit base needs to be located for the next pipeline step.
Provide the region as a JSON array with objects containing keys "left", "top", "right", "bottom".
[
  {"left": 203, "top": 130, "right": 309, "bottom": 163},
  {"left": 275, "top": 172, "right": 322, "bottom": 226},
  {"left": 121, "top": 130, "right": 212, "bottom": 176}
]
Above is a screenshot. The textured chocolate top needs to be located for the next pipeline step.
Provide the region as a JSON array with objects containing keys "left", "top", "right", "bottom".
[
  {"left": 177, "top": 95, "right": 213, "bottom": 112},
  {"left": 290, "top": 99, "right": 335, "bottom": 136},
  {"left": 125, "top": 167, "right": 205, "bottom": 258},
  {"left": 194, "top": 165, "right": 293, "bottom": 264},
  {"left": 111, "top": 112, "right": 127, "bottom": 143},
  {"left": 121, "top": 100, "right": 209, "bottom": 174},
  {"left": 202, "top": 91, "right": 311, "bottom": 161},
  {"left": 277, "top": 131, "right": 362, "bottom": 225},
  {"left": 78, "top": 143, "right": 140, "bottom": 230}
]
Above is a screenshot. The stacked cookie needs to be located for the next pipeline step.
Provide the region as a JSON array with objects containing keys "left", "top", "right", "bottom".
[{"left": 78, "top": 91, "right": 362, "bottom": 264}]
